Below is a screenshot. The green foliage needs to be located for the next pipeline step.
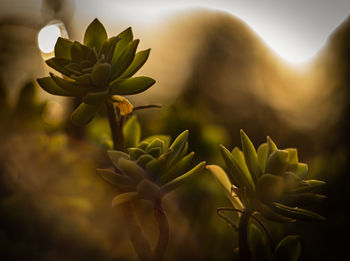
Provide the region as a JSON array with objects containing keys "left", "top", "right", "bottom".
[
  {"left": 272, "top": 235, "right": 301, "bottom": 261},
  {"left": 97, "top": 117, "right": 205, "bottom": 206},
  {"left": 37, "top": 18, "right": 155, "bottom": 125},
  {"left": 207, "top": 129, "right": 326, "bottom": 223}
]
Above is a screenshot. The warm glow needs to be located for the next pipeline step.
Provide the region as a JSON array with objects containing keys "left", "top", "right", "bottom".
[{"left": 38, "top": 24, "right": 61, "bottom": 53}]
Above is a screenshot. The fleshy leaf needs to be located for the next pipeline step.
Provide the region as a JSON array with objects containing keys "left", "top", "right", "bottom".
[
  {"left": 272, "top": 202, "right": 326, "bottom": 221},
  {"left": 256, "top": 174, "right": 284, "bottom": 202},
  {"left": 83, "top": 91, "right": 108, "bottom": 104},
  {"left": 120, "top": 49, "right": 151, "bottom": 79},
  {"left": 257, "top": 143, "right": 268, "bottom": 173},
  {"left": 118, "top": 158, "right": 147, "bottom": 182},
  {"left": 160, "top": 161, "right": 206, "bottom": 194},
  {"left": 112, "top": 192, "right": 138, "bottom": 207},
  {"left": 240, "top": 130, "right": 262, "bottom": 183},
  {"left": 287, "top": 163, "right": 308, "bottom": 178},
  {"left": 46, "top": 57, "right": 71, "bottom": 75},
  {"left": 219, "top": 145, "right": 255, "bottom": 192},
  {"left": 249, "top": 224, "right": 270, "bottom": 261},
  {"left": 272, "top": 235, "right": 301, "bottom": 261},
  {"left": 84, "top": 18, "right": 107, "bottom": 51},
  {"left": 159, "top": 152, "right": 194, "bottom": 184},
  {"left": 112, "top": 27, "right": 133, "bottom": 64},
  {"left": 265, "top": 150, "right": 289, "bottom": 176},
  {"left": 111, "top": 39, "right": 139, "bottom": 79},
  {"left": 167, "top": 130, "right": 189, "bottom": 167},
  {"left": 107, "top": 150, "right": 129, "bottom": 167},
  {"left": 97, "top": 168, "right": 134, "bottom": 189},
  {"left": 267, "top": 136, "right": 277, "bottom": 158},
  {"left": 286, "top": 148, "right": 298, "bottom": 164},
  {"left": 123, "top": 115, "right": 141, "bottom": 148},
  {"left": 37, "top": 77, "right": 73, "bottom": 96},
  {"left": 71, "top": 102, "right": 101, "bottom": 125},
  {"left": 136, "top": 179, "right": 160, "bottom": 200},
  {"left": 55, "top": 37, "right": 73, "bottom": 59},
  {"left": 110, "top": 76, "right": 155, "bottom": 95}
]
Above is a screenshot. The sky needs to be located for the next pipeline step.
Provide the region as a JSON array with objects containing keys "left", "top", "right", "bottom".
[{"left": 74, "top": 0, "right": 350, "bottom": 64}]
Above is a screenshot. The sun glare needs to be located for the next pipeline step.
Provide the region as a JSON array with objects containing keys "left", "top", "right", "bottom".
[{"left": 38, "top": 24, "right": 61, "bottom": 53}]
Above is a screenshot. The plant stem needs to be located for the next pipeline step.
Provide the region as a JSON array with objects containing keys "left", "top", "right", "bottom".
[
  {"left": 238, "top": 211, "right": 252, "bottom": 261},
  {"left": 122, "top": 203, "right": 152, "bottom": 261},
  {"left": 105, "top": 100, "right": 152, "bottom": 260},
  {"left": 153, "top": 199, "right": 169, "bottom": 261},
  {"left": 105, "top": 100, "right": 124, "bottom": 151}
]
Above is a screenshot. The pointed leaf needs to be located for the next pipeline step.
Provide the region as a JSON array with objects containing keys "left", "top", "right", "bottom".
[
  {"left": 255, "top": 202, "right": 295, "bottom": 223},
  {"left": 287, "top": 163, "right": 308, "bottom": 178},
  {"left": 118, "top": 158, "right": 147, "bottom": 182},
  {"left": 100, "top": 36, "right": 120, "bottom": 62},
  {"left": 160, "top": 161, "right": 206, "bottom": 194},
  {"left": 97, "top": 168, "right": 134, "bottom": 188},
  {"left": 136, "top": 154, "right": 155, "bottom": 168},
  {"left": 112, "top": 27, "right": 133, "bottom": 64},
  {"left": 286, "top": 148, "right": 298, "bottom": 164},
  {"left": 273, "top": 235, "right": 301, "bottom": 261},
  {"left": 54, "top": 37, "right": 73, "bottom": 59},
  {"left": 257, "top": 143, "right": 268, "bottom": 173},
  {"left": 219, "top": 145, "right": 255, "bottom": 192},
  {"left": 110, "top": 76, "right": 155, "bottom": 95},
  {"left": 240, "top": 130, "right": 262, "bottom": 183},
  {"left": 37, "top": 77, "right": 73, "bottom": 96},
  {"left": 256, "top": 174, "right": 284, "bottom": 202},
  {"left": 142, "top": 135, "right": 171, "bottom": 151},
  {"left": 167, "top": 130, "right": 188, "bottom": 166},
  {"left": 50, "top": 73, "right": 86, "bottom": 95},
  {"left": 120, "top": 49, "right": 151, "bottom": 78},
  {"left": 267, "top": 136, "right": 277, "bottom": 158},
  {"left": 46, "top": 57, "right": 71, "bottom": 76},
  {"left": 265, "top": 150, "right": 289, "bottom": 176},
  {"left": 91, "top": 63, "right": 111, "bottom": 86},
  {"left": 82, "top": 91, "right": 108, "bottom": 104},
  {"left": 159, "top": 152, "right": 194, "bottom": 184},
  {"left": 107, "top": 150, "right": 129, "bottom": 167},
  {"left": 291, "top": 180, "right": 326, "bottom": 193},
  {"left": 249, "top": 224, "right": 270, "bottom": 261},
  {"left": 272, "top": 202, "right": 326, "bottom": 221},
  {"left": 71, "top": 102, "right": 101, "bottom": 125},
  {"left": 136, "top": 179, "right": 160, "bottom": 200},
  {"left": 123, "top": 115, "right": 141, "bottom": 148},
  {"left": 111, "top": 39, "right": 139, "bottom": 79},
  {"left": 112, "top": 192, "right": 138, "bottom": 207},
  {"left": 128, "top": 148, "right": 146, "bottom": 160},
  {"left": 84, "top": 18, "right": 107, "bottom": 51}
]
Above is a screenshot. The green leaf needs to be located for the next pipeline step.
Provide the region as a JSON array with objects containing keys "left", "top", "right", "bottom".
[
  {"left": 257, "top": 143, "right": 268, "bottom": 173},
  {"left": 46, "top": 57, "right": 71, "bottom": 76},
  {"left": 279, "top": 193, "right": 326, "bottom": 207},
  {"left": 145, "top": 138, "right": 164, "bottom": 152},
  {"left": 50, "top": 73, "right": 86, "bottom": 95},
  {"left": 147, "top": 147, "right": 162, "bottom": 158},
  {"left": 91, "top": 63, "right": 111, "bottom": 86},
  {"left": 160, "top": 161, "right": 206, "bottom": 194},
  {"left": 84, "top": 18, "right": 107, "bottom": 51},
  {"left": 219, "top": 145, "right": 255, "bottom": 192},
  {"left": 142, "top": 135, "right": 171, "bottom": 151},
  {"left": 265, "top": 150, "right": 289, "bottom": 176},
  {"left": 167, "top": 130, "right": 189, "bottom": 167},
  {"left": 71, "top": 102, "right": 101, "bottom": 125},
  {"left": 107, "top": 150, "right": 129, "bottom": 167},
  {"left": 110, "top": 76, "right": 155, "bottom": 95},
  {"left": 286, "top": 148, "right": 298, "bottom": 164},
  {"left": 82, "top": 91, "right": 108, "bottom": 104},
  {"left": 159, "top": 152, "right": 194, "bottom": 184},
  {"left": 100, "top": 36, "right": 120, "bottom": 62},
  {"left": 287, "top": 163, "right": 308, "bottom": 178},
  {"left": 267, "top": 136, "right": 278, "bottom": 158},
  {"left": 249, "top": 224, "right": 270, "bottom": 261},
  {"left": 146, "top": 155, "right": 167, "bottom": 179},
  {"left": 255, "top": 202, "right": 295, "bottom": 223},
  {"left": 37, "top": 77, "right": 73, "bottom": 96},
  {"left": 123, "top": 115, "right": 141, "bottom": 148},
  {"left": 54, "top": 37, "right": 73, "bottom": 59},
  {"left": 97, "top": 168, "right": 134, "bottom": 189},
  {"left": 272, "top": 235, "right": 301, "bottom": 261},
  {"left": 136, "top": 179, "right": 160, "bottom": 200},
  {"left": 136, "top": 154, "right": 155, "bottom": 168},
  {"left": 118, "top": 158, "right": 147, "bottom": 182},
  {"left": 120, "top": 49, "right": 151, "bottom": 79},
  {"left": 112, "top": 192, "right": 138, "bottom": 207},
  {"left": 112, "top": 27, "right": 133, "bottom": 64},
  {"left": 206, "top": 165, "right": 243, "bottom": 210},
  {"left": 256, "top": 174, "right": 284, "bottom": 202},
  {"left": 272, "top": 202, "right": 326, "bottom": 221},
  {"left": 111, "top": 39, "right": 139, "bottom": 79},
  {"left": 128, "top": 148, "right": 146, "bottom": 160},
  {"left": 231, "top": 147, "right": 254, "bottom": 186},
  {"left": 291, "top": 179, "right": 326, "bottom": 193},
  {"left": 240, "top": 130, "right": 262, "bottom": 183}
]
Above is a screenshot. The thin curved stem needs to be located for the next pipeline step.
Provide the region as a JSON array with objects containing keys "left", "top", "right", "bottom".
[
  {"left": 252, "top": 213, "right": 273, "bottom": 253},
  {"left": 152, "top": 199, "right": 169, "bottom": 261},
  {"left": 216, "top": 207, "right": 244, "bottom": 231},
  {"left": 238, "top": 211, "right": 252, "bottom": 261}
]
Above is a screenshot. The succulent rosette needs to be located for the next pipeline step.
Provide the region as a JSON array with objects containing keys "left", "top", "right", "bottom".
[
  {"left": 37, "top": 18, "right": 155, "bottom": 125},
  {"left": 97, "top": 120, "right": 205, "bottom": 206},
  {"left": 207, "top": 130, "right": 326, "bottom": 223}
]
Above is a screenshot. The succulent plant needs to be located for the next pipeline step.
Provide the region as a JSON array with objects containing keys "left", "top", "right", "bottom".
[
  {"left": 37, "top": 18, "right": 155, "bottom": 125},
  {"left": 207, "top": 130, "right": 326, "bottom": 223},
  {"left": 97, "top": 122, "right": 206, "bottom": 206}
]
